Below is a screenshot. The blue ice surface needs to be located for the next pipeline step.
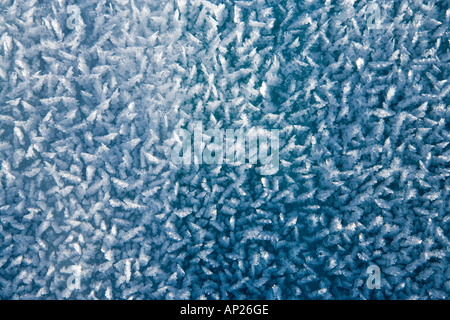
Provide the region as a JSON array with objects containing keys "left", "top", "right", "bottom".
[{"left": 0, "top": 0, "right": 448, "bottom": 300}]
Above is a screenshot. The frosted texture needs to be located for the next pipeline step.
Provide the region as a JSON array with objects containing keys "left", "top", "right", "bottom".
[{"left": 0, "top": 0, "right": 448, "bottom": 299}]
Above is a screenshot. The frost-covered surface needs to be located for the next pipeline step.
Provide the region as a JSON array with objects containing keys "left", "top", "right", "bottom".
[{"left": 0, "top": 0, "right": 449, "bottom": 300}]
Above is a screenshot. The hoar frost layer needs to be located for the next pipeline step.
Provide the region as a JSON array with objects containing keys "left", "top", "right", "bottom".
[{"left": 0, "top": 0, "right": 449, "bottom": 299}]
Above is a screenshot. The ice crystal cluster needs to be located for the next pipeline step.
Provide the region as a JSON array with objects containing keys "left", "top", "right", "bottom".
[{"left": 0, "top": 0, "right": 448, "bottom": 299}]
